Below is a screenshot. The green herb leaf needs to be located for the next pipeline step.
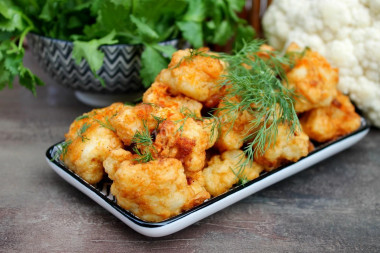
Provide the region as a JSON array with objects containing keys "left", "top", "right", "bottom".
[
  {"left": 72, "top": 30, "right": 118, "bottom": 77},
  {"left": 140, "top": 44, "right": 169, "bottom": 88},
  {"left": 176, "top": 21, "right": 203, "bottom": 48},
  {"left": 51, "top": 139, "right": 72, "bottom": 161},
  {"left": 77, "top": 122, "right": 91, "bottom": 142},
  {"left": 93, "top": 117, "right": 115, "bottom": 132},
  {"left": 75, "top": 114, "right": 89, "bottom": 121}
]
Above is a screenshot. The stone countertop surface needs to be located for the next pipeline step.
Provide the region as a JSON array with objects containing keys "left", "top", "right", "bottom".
[{"left": 0, "top": 49, "right": 379, "bottom": 253}]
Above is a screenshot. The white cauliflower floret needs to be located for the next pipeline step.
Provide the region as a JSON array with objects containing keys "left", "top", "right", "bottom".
[{"left": 263, "top": 0, "right": 380, "bottom": 127}]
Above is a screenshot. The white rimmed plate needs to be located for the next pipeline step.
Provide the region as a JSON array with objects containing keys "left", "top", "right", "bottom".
[{"left": 45, "top": 118, "right": 370, "bottom": 237}]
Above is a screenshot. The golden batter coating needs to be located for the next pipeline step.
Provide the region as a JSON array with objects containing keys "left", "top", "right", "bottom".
[
  {"left": 143, "top": 82, "right": 203, "bottom": 117},
  {"left": 214, "top": 97, "right": 257, "bottom": 152},
  {"left": 300, "top": 92, "right": 361, "bottom": 143},
  {"left": 203, "top": 150, "right": 263, "bottom": 197},
  {"left": 153, "top": 115, "right": 214, "bottom": 173},
  {"left": 155, "top": 48, "right": 226, "bottom": 105},
  {"left": 254, "top": 124, "right": 310, "bottom": 171},
  {"left": 63, "top": 103, "right": 124, "bottom": 184},
  {"left": 285, "top": 43, "right": 339, "bottom": 113},
  {"left": 109, "top": 158, "right": 210, "bottom": 222},
  {"left": 109, "top": 103, "right": 155, "bottom": 146},
  {"left": 103, "top": 149, "right": 135, "bottom": 180}
]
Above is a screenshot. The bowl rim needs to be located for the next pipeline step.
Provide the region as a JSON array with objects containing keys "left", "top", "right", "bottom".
[{"left": 28, "top": 32, "right": 179, "bottom": 47}]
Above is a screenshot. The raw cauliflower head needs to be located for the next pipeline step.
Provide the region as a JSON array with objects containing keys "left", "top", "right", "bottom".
[{"left": 263, "top": 0, "right": 380, "bottom": 127}]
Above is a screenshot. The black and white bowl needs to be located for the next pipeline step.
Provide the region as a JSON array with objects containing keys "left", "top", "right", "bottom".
[{"left": 28, "top": 33, "right": 179, "bottom": 106}]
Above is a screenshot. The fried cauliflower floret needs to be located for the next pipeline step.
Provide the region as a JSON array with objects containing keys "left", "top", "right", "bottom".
[
  {"left": 109, "top": 158, "right": 210, "bottom": 222},
  {"left": 203, "top": 150, "right": 263, "bottom": 197},
  {"left": 185, "top": 171, "right": 211, "bottom": 206},
  {"left": 254, "top": 124, "right": 311, "bottom": 171},
  {"left": 109, "top": 103, "right": 156, "bottom": 146},
  {"left": 153, "top": 116, "right": 214, "bottom": 173},
  {"left": 214, "top": 97, "right": 257, "bottom": 152},
  {"left": 143, "top": 82, "right": 203, "bottom": 117},
  {"left": 155, "top": 48, "right": 226, "bottom": 105},
  {"left": 300, "top": 92, "right": 361, "bottom": 143},
  {"left": 103, "top": 149, "right": 135, "bottom": 180},
  {"left": 285, "top": 43, "right": 339, "bottom": 113},
  {"left": 63, "top": 103, "right": 124, "bottom": 184},
  {"left": 110, "top": 103, "right": 179, "bottom": 146}
]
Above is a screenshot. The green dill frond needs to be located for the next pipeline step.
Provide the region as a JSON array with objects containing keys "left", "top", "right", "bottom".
[
  {"left": 93, "top": 117, "right": 115, "bottom": 132},
  {"left": 132, "top": 120, "right": 153, "bottom": 147},
  {"left": 132, "top": 146, "right": 154, "bottom": 163},
  {"left": 213, "top": 39, "right": 300, "bottom": 177},
  {"left": 142, "top": 102, "right": 159, "bottom": 108},
  {"left": 131, "top": 120, "right": 156, "bottom": 163},
  {"left": 230, "top": 166, "right": 249, "bottom": 185},
  {"left": 77, "top": 123, "right": 91, "bottom": 142},
  {"left": 171, "top": 48, "right": 209, "bottom": 69},
  {"left": 203, "top": 113, "right": 222, "bottom": 144},
  {"left": 152, "top": 114, "right": 165, "bottom": 131},
  {"left": 75, "top": 114, "right": 89, "bottom": 121},
  {"left": 51, "top": 139, "right": 72, "bottom": 161},
  {"left": 175, "top": 107, "right": 203, "bottom": 134}
]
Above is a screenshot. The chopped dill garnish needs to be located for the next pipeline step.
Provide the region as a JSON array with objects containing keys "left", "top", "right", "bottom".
[
  {"left": 171, "top": 48, "right": 208, "bottom": 69},
  {"left": 152, "top": 114, "right": 165, "bottom": 131},
  {"left": 175, "top": 107, "right": 203, "bottom": 134},
  {"left": 77, "top": 122, "right": 91, "bottom": 142},
  {"left": 51, "top": 139, "right": 72, "bottom": 161},
  {"left": 230, "top": 165, "right": 249, "bottom": 185},
  {"left": 93, "top": 117, "right": 115, "bottom": 132},
  {"left": 131, "top": 120, "right": 156, "bottom": 163},
  {"left": 132, "top": 146, "right": 154, "bottom": 163},
  {"left": 142, "top": 102, "right": 159, "bottom": 108},
  {"left": 75, "top": 115, "right": 89, "bottom": 121},
  {"left": 214, "top": 39, "right": 300, "bottom": 176}
]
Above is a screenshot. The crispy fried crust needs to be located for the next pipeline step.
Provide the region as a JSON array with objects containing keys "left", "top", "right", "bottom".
[
  {"left": 203, "top": 150, "right": 263, "bottom": 197},
  {"left": 109, "top": 158, "right": 210, "bottom": 222},
  {"left": 63, "top": 103, "right": 124, "bottom": 184},
  {"left": 285, "top": 43, "right": 339, "bottom": 113},
  {"left": 300, "top": 92, "right": 361, "bottom": 143},
  {"left": 214, "top": 97, "right": 257, "bottom": 152},
  {"left": 143, "top": 82, "right": 203, "bottom": 117},
  {"left": 153, "top": 115, "right": 214, "bottom": 173},
  {"left": 155, "top": 48, "right": 226, "bottom": 104},
  {"left": 254, "top": 124, "right": 310, "bottom": 171}
]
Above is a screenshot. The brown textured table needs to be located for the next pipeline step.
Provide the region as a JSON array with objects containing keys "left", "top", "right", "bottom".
[{"left": 1, "top": 49, "right": 379, "bottom": 252}]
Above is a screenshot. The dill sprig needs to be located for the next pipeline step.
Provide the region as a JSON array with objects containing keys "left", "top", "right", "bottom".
[
  {"left": 132, "top": 146, "right": 154, "bottom": 163},
  {"left": 171, "top": 48, "right": 208, "bottom": 69},
  {"left": 51, "top": 139, "right": 72, "bottom": 161},
  {"left": 131, "top": 120, "right": 156, "bottom": 163},
  {"left": 77, "top": 122, "right": 91, "bottom": 142},
  {"left": 75, "top": 114, "right": 89, "bottom": 121},
  {"left": 93, "top": 116, "right": 115, "bottom": 132},
  {"left": 175, "top": 107, "right": 203, "bottom": 134},
  {"left": 215, "top": 40, "right": 300, "bottom": 177},
  {"left": 152, "top": 114, "right": 165, "bottom": 132}
]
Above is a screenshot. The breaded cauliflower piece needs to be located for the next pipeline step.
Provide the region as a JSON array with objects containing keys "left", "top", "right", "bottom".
[
  {"left": 300, "top": 92, "right": 361, "bottom": 143},
  {"left": 109, "top": 103, "right": 156, "bottom": 146},
  {"left": 155, "top": 48, "right": 226, "bottom": 105},
  {"left": 63, "top": 103, "right": 124, "bottom": 184},
  {"left": 103, "top": 148, "right": 135, "bottom": 180},
  {"left": 153, "top": 115, "right": 214, "bottom": 173},
  {"left": 285, "top": 43, "right": 339, "bottom": 112},
  {"left": 143, "top": 82, "right": 203, "bottom": 117},
  {"left": 203, "top": 150, "right": 263, "bottom": 197},
  {"left": 108, "top": 158, "right": 210, "bottom": 222},
  {"left": 254, "top": 124, "right": 311, "bottom": 171},
  {"left": 214, "top": 97, "right": 257, "bottom": 152}
]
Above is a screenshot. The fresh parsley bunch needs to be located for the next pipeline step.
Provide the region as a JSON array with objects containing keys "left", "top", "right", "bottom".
[{"left": 0, "top": 0, "right": 254, "bottom": 95}]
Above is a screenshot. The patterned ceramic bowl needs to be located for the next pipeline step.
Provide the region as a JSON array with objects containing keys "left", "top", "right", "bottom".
[{"left": 27, "top": 33, "right": 180, "bottom": 106}]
